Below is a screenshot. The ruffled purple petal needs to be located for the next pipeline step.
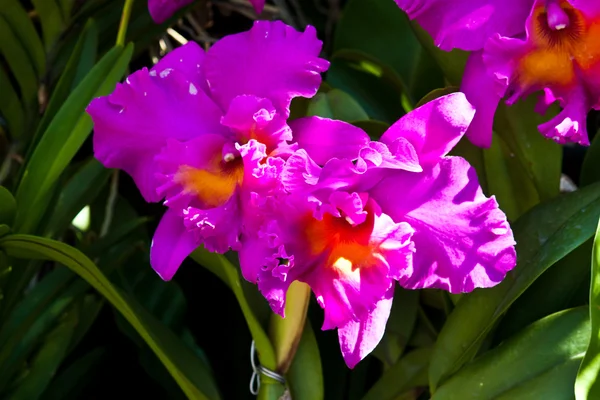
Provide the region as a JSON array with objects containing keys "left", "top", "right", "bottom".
[
  {"left": 148, "top": 0, "right": 194, "bottom": 23},
  {"left": 461, "top": 51, "right": 504, "bottom": 148},
  {"left": 152, "top": 42, "right": 208, "bottom": 93},
  {"left": 221, "top": 95, "right": 292, "bottom": 150},
  {"left": 291, "top": 117, "right": 370, "bottom": 165},
  {"left": 538, "top": 86, "right": 590, "bottom": 145},
  {"left": 204, "top": 20, "right": 329, "bottom": 116},
  {"left": 338, "top": 286, "right": 394, "bottom": 369},
  {"left": 87, "top": 67, "right": 225, "bottom": 202},
  {"left": 381, "top": 93, "right": 475, "bottom": 164},
  {"left": 370, "top": 157, "right": 516, "bottom": 293},
  {"left": 150, "top": 208, "right": 198, "bottom": 280},
  {"left": 395, "top": 0, "right": 533, "bottom": 51}
]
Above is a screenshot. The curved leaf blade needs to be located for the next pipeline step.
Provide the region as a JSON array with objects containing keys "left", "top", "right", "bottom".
[{"left": 0, "top": 234, "right": 221, "bottom": 400}]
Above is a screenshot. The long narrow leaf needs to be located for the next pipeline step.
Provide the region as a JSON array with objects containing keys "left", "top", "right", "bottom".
[{"left": 0, "top": 234, "right": 221, "bottom": 400}]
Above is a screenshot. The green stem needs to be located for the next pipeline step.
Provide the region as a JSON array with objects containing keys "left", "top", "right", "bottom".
[{"left": 116, "top": 0, "right": 135, "bottom": 46}]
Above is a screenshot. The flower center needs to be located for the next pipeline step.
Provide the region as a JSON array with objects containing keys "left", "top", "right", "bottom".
[
  {"left": 517, "top": 1, "right": 600, "bottom": 88},
  {"left": 305, "top": 207, "right": 375, "bottom": 274},
  {"left": 175, "top": 150, "right": 244, "bottom": 208}
]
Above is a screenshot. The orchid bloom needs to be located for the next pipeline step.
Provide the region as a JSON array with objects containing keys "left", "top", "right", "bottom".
[
  {"left": 148, "top": 0, "right": 266, "bottom": 23},
  {"left": 396, "top": 0, "right": 600, "bottom": 147},
  {"left": 87, "top": 20, "right": 328, "bottom": 280},
  {"left": 239, "top": 93, "right": 517, "bottom": 368}
]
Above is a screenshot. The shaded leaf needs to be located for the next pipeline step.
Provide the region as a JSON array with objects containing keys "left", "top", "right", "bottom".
[
  {"left": 0, "top": 186, "right": 16, "bottom": 226},
  {"left": 286, "top": 320, "right": 324, "bottom": 400},
  {"left": 307, "top": 89, "right": 369, "bottom": 122}
]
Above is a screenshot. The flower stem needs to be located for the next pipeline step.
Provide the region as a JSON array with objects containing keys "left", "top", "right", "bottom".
[{"left": 116, "top": 0, "right": 135, "bottom": 46}]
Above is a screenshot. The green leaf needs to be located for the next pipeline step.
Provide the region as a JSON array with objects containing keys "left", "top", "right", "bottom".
[
  {"left": 8, "top": 306, "right": 77, "bottom": 400},
  {"left": 32, "top": 0, "right": 65, "bottom": 49},
  {"left": 327, "top": 52, "right": 408, "bottom": 123},
  {"left": 351, "top": 120, "right": 390, "bottom": 141},
  {"left": 429, "top": 182, "right": 600, "bottom": 391},
  {"left": 0, "top": 66, "right": 25, "bottom": 137},
  {"left": 333, "top": 0, "right": 442, "bottom": 103},
  {"left": 575, "top": 217, "right": 600, "bottom": 399},
  {"left": 0, "top": 225, "right": 9, "bottom": 238},
  {"left": 580, "top": 129, "right": 600, "bottom": 187},
  {"left": 0, "top": 186, "right": 16, "bottom": 226},
  {"left": 0, "top": 234, "right": 221, "bottom": 400},
  {"left": 0, "top": 0, "right": 46, "bottom": 78},
  {"left": 415, "top": 87, "right": 459, "bottom": 109},
  {"left": 307, "top": 89, "right": 369, "bottom": 122},
  {"left": 495, "top": 239, "right": 592, "bottom": 342},
  {"left": 286, "top": 320, "right": 323, "bottom": 400},
  {"left": 190, "top": 247, "right": 277, "bottom": 370},
  {"left": 434, "top": 308, "right": 589, "bottom": 399},
  {"left": 362, "top": 348, "right": 431, "bottom": 400},
  {"left": 43, "top": 158, "right": 111, "bottom": 237},
  {"left": 0, "top": 13, "right": 39, "bottom": 105},
  {"left": 40, "top": 347, "right": 106, "bottom": 400},
  {"left": 15, "top": 43, "right": 133, "bottom": 234},
  {"left": 372, "top": 286, "right": 419, "bottom": 367},
  {"left": 494, "top": 98, "right": 562, "bottom": 203},
  {"left": 28, "top": 19, "right": 99, "bottom": 158}
]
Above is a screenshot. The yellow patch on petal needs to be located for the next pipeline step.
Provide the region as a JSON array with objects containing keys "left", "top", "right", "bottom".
[
  {"left": 175, "top": 155, "right": 244, "bottom": 208},
  {"left": 517, "top": 2, "right": 600, "bottom": 90}
]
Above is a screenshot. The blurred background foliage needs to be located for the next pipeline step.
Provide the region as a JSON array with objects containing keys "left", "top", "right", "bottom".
[{"left": 1, "top": 0, "right": 600, "bottom": 399}]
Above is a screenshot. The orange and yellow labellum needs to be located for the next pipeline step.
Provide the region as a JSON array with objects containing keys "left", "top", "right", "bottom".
[
  {"left": 304, "top": 210, "right": 376, "bottom": 275},
  {"left": 174, "top": 153, "right": 244, "bottom": 208},
  {"left": 517, "top": 1, "right": 600, "bottom": 89}
]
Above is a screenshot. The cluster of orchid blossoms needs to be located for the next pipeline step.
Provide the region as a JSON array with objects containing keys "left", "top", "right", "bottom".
[
  {"left": 397, "top": 0, "right": 600, "bottom": 147},
  {"left": 87, "top": 0, "right": 582, "bottom": 369}
]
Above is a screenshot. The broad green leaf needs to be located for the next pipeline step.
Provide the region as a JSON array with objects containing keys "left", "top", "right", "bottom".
[
  {"left": 287, "top": 320, "right": 323, "bottom": 400},
  {"left": 0, "top": 14, "right": 39, "bottom": 105},
  {"left": 28, "top": 20, "right": 99, "bottom": 158},
  {"left": 32, "top": 0, "right": 65, "bottom": 49},
  {"left": 494, "top": 98, "right": 562, "bottom": 203},
  {"left": 372, "top": 286, "right": 419, "bottom": 367},
  {"left": 58, "top": 0, "right": 76, "bottom": 22},
  {"left": 333, "top": 0, "right": 442, "bottom": 103},
  {"left": 575, "top": 217, "right": 600, "bottom": 399},
  {"left": 496, "top": 239, "right": 592, "bottom": 342},
  {"left": 8, "top": 306, "right": 77, "bottom": 400},
  {"left": 0, "top": 66, "right": 25, "bottom": 137},
  {"left": 327, "top": 53, "right": 407, "bottom": 123},
  {"left": 0, "top": 234, "right": 221, "bottom": 400},
  {"left": 40, "top": 347, "right": 106, "bottom": 400},
  {"left": 0, "top": 225, "right": 9, "bottom": 238},
  {"left": 0, "top": 0, "right": 45, "bottom": 78},
  {"left": 483, "top": 133, "right": 540, "bottom": 220},
  {"left": 415, "top": 87, "right": 459, "bottom": 109},
  {"left": 43, "top": 158, "right": 111, "bottom": 237},
  {"left": 580, "top": 129, "right": 600, "bottom": 187},
  {"left": 190, "top": 247, "right": 277, "bottom": 370},
  {"left": 409, "top": 22, "right": 468, "bottom": 86},
  {"left": 67, "top": 294, "right": 104, "bottom": 352},
  {"left": 434, "top": 308, "right": 589, "bottom": 399},
  {"left": 362, "top": 348, "right": 431, "bottom": 400},
  {"left": 15, "top": 43, "right": 133, "bottom": 234},
  {"left": 429, "top": 182, "right": 600, "bottom": 391},
  {"left": 307, "top": 89, "right": 369, "bottom": 122},
  {"left": 0, "top": 186, "right": 16, "bottom": 226}
]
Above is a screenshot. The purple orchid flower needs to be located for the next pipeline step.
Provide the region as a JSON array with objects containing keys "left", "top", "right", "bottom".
[
  {"left": 148, "top": 0, "right": 266, "bottom": 23},
  {"left": 396, "top": 0, "right": 600, "bottom": 147},
  {"left": 87, "top": 20, "right": 329, "bottom": 280},
  {"left": 239, "top": 93, "right": 517, "bottom": 368}
]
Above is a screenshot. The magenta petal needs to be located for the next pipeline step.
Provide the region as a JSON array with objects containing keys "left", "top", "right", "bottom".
[
  {"left": 87, "top": 67, "right": 226, "bottom": 202},
  {"left": 381, "top": 93, "right": 475, "bottom": 164},
  {"left": 291, "top": 117, "right": 370, "bottom": 165},
  {"left": 249, "top": 0, "right": 265, "bottom": 14},
  {"left": 338, "top": 286, "right": 394, "bottom": 369},
  {"left": 204, "top": 20, "right": 329, "bottom": 116},
  {"left": 371, "top": 157, "right": 516, "bottom": 293},
  {"left": 461, "top": 51, "right": 504, "bottom": 148},
  {"left": 151, "top": 42, "right": 208, "bottom": 93},
  {"left": 538, "top": 88, "right": 590, "bottom": 146},
  {"left": 395, "top": 0, "right": 533, "bottom": 51},
  {"left": 150, "top": 208, "right": 198, "bottom": 280},
  {"left": 148, "top": 0, "right": 194, "bottom": 23}
]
